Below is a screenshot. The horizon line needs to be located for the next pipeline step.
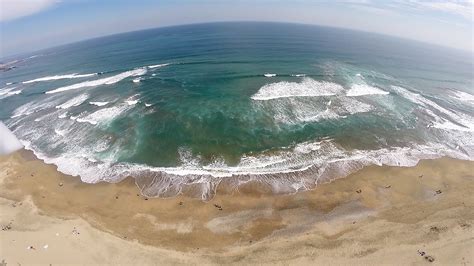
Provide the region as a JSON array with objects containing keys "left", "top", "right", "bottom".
[{"left": 1, "top": 20, "right": 472, "bottom": 61}]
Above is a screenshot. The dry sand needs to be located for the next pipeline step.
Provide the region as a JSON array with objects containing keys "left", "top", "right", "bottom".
[{"left": 0, "top": 150, "right": 473, "bottom": 265}]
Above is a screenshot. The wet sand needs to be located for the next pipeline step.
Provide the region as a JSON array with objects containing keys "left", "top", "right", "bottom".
[{"left": 0, "top": 150, "right": 473, "bottom": 265}]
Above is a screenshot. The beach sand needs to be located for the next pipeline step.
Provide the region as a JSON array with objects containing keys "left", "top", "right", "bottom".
[{"left": 0, "top": 150, "right": 473, "bottom": 265}]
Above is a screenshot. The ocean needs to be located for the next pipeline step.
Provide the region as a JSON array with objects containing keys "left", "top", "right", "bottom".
[{"left": 1, "top": 22, "right": 473, "bottom": 199}]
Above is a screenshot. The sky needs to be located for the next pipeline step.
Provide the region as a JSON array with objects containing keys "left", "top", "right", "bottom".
[{"left": 0, "top": 0, "right": 473, "bottom": 57}]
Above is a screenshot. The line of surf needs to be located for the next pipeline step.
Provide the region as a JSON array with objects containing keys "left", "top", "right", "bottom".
[
  {"left": 55, "top": 94, "right": 89, "bottom": 109},
  {"left": 147, "top": 63, "right": 170, "bottom": 69},
  {"left": 346, "top": 84, "right": 389, "bottom": 96},
  {"left": 23, "top": 73, "right": 97, "bottom": 84},
  {"left": 251, "top": 78, "right": 345, "bottom": 100},
  {"left": 46, "top": 68, "right": 147, "bottom": 94}
]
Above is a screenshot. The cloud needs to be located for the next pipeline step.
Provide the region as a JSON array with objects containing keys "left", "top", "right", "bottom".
[
  {"left": 0, "top": 0, "right": 59, "bottom": 22},
  {"left": 340, "top": 0, "right": 473, "bottom": 20},
  {"left": 416, "top": 1, "right": 473, "bottom": 20},
  {"left": 394, "top": 0, "right": 474, "bottom": 20}
]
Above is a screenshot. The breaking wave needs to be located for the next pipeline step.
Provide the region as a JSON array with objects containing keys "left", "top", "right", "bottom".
[
  {"left": 46, "top": 68, "right": 147, "bottom": 94},
  {"left": 23, "top": 73, "right": 97, "bottom": 84},
  {"left": 89, "top": 101, "right": 109, "bottom": 106},
  {"left": 0, "top": 87, "right": 22, "bottom": 99},
  {"left": 148, "top": 63, "right": 170, "bottom": 69},
  {"left": 346, "top": 84, "right": 389, "bottom": 96},
  {"left": 55, "top": 94, "right": 89, "bottom": 109},
  {"left": 73, "top": 105, "right": 130, "bottom": 125},
  {"left": 255, "top": 96, "right": 372, "bottom": 124},
  {"left": 18, "top": 135, "right": 472, "bottom": 200},
  {"left": 251, "top": 78, "right": 344, "bottom": 100},
  {"left": 392, "top": 86, "right": 474, "bottom": 132},
  {"left": 450, "top": 90, "right": 474, "bottom": 103}
]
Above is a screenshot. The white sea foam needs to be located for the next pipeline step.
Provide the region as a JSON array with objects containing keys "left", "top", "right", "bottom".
[
  {"left": 54, "top": 129, "right": 66, "bottom": 136},
  {"left": 0, "top": 87, "right": 16, "bottom": 95},
  {"left": 14, "top": 118, "right": 473, "bottom": 201},
  {"left": 27, "top": 54, "right": 43, "bottom": 59},
  {"left": 251, "top": 78, "right": 345, "bottom": 101},
  {"left": 392, "top": 86, "right": 474, "bottom": 132},
  {"left": 89, "top": 101, "right": 109, "bottom": 106},
  {"left": 267, "top": 96, "right": 372, "bottom": 124},
  {"left": 126, "top": 100, "right": 139, "bottom": 105},
  {"left": 77, "top": 105, "right": 129, "bottom": 125},
  {"left": 264, "top": 73, "right": 277, "bottom": 77},
  {"left": 5, "top": 82, "right": 13, "bottom": 85},
  {"left": 76, "top": 117, "right": 97, "bottom": 125},
  {"left": 346, "top": 84, "right": 389, "bottom": 96},
  {"left": 55, "top": 94, "right": 89, "bottom": 109},
  {"left": 450, "top": 90, "right": 474, "bottom": 103},
  {"left": 145, "top": 103, "right": 152, "bottom": 107},
  {"left": 0, "top": 87, "right": 22, "bottom": 99},
  {"left": 148, "top": 63, "right": 170, "bottom": 69},
  {"left": 132, "top": 78, "right": 141, "bottom": 83},
  {"left": 23, "top": 73, "right": 97, "bottom": 84},
  {"left": 291, "top": 74, "right": 306, "bottom": 77},
  {"left": 125, "top": 94, "right": 140, "bottom": 106},
  {"left": 10, "top": 96, "right": 62, "bottom": 119},
  {"left": 46, "top": 68, "right": 147, "bottom": 94}
]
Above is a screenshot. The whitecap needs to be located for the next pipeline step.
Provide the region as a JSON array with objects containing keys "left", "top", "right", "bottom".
[
  {"left": 55, "top": 94, "right": 89, "bottom": 109},
  {"left": 264, "top": 73, "right": 277, "bottom": 77},
  {"left": 450, "top": 90, "right": 474, "bottom": 103},
  {"left": 346, "top": 84, "right": 389, "bottom": 97},
  {"left": 145, "top": 103, "right": 152, "bottom": 107},
  {"left": 0, "top": 88, "right": 22, "bottom": 99},
  {"left": 78, "top": 105, "right": 129, "bottom": 125},
  {"left": 266, "top": 96, "right": 372, "bottom": 124},
  {"left": 10, "top": 96, "right": 61, "bottom": 119},
  {"left": 0, "top": 87, "right": 16, "bottom": 95},
  {"left": 126, "top": 100, "right": 138, "bottom": 105},
  {"left": 54, "top": 129, "right": 66, "bottom": 136},
  {"left": 251, "top": 78, "right": 344, "bottom": 101},
  {"left": 46, "top": 68, "right": 147, "bottom": 94},
  {"left": 148, "top": 63, "right": 170, "bottom": 69},
  {"left": 392, "top": 86, "right": 473, "bottom": 132},
  {"left": 76, "top": 117, "right": 98, "bottom": 125},
  {"left": 89, "top": 101, "right": 109, "bottom": 106},
  {"left": 23, "top": 73, "right": 97, "bottom": 84}
]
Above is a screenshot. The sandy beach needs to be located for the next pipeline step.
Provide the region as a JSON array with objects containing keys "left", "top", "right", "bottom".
[{"left": 0, "top": 150, "right": 473, "bottom": 265}]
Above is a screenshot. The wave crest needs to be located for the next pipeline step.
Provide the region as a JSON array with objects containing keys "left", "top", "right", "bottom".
[
  {"left": 346, "top": 84, "right": 389, "bottom": 96},
  {"left": 23, "top": 73, "right": 97, "bottom": 84},
  {"left": 251, "top": 78, "right": 344, "bottom": 100},
  {"left": 46, "top": 68, "right": 147, "bottom": 94}
]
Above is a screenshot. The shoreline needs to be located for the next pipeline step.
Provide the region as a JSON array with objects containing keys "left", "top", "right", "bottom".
[
  {"left": 19, "top": 142, "right": 472, "bottom": 200},
  {"left": 0, "top": 149, "right": 473, "bottom": 264}
]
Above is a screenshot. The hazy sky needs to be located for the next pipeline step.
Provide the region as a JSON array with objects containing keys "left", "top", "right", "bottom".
[{"left": 0, "top": 0, "right": 473, "bottom": 57}]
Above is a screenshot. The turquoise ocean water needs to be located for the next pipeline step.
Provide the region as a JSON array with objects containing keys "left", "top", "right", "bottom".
[{"left": 1, "top": 22, "right": 473, "bottom": 199}]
